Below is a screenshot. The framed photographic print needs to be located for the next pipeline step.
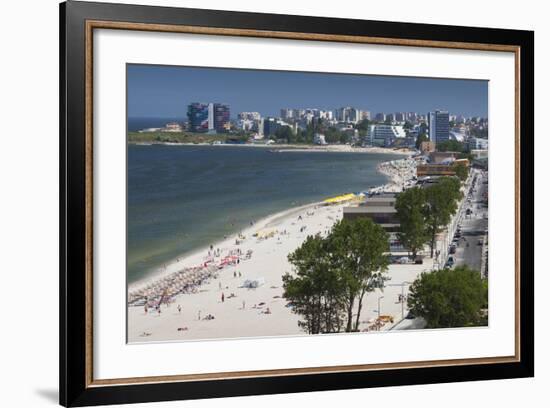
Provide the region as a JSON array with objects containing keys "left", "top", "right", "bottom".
[{"left": 59, "top": 0, "right": 534, "bottom": 406}]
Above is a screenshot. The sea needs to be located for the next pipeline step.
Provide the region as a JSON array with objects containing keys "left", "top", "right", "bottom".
[{"left": 127, "top": 133, "right": 401, "bottom": 285}]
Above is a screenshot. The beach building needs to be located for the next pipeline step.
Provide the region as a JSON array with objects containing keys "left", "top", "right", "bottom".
[
  {"left": 416, "top": 162, "right": 468, "bottom": 177},
  {"left": 263, "top": 117, "right": 292, "bottom": 137},
  {"left": 313, "top": 133, "right": 327, "bottom": 145},
  {"left": 428, "top": 110, "right": 450, "bottom": 145},
  {"left": 343, "top": 194, "right": 406, "bottom": 252},
  {"left": 187, "top": 102, "right": 230, "bottom": 133},
  {"left": 367, "top": 124, "right": 406, "bottom": 147},
  {"left": 429, "top": 151, "right": 460, "bottom": 164},
  {"left": 420, "top": 141, "right": 436, "bottom": 153},
  {"left": 161, "top": 122, "right": 183, "bottom": 132}
]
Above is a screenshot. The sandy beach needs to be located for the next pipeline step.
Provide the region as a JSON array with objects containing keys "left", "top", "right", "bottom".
[
  {"left": 127, "top": 156, "right": 429, "bottom": 343},
  {"left": 130, "top": 141, "right": 413, "bottom": 156}
]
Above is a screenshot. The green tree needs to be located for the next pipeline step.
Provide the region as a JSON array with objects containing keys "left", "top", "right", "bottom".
[
  {"left": 423, "top": 177, "right": 462, "bottom": 257},
  {"left": 407, "top": 266, "right": 488, "bottom": 328},
  {"left": 284, "top": 235, "right": 346, "bottom": 334},
  {"left": 453, "top": 162, "right": 469, "bottom": 182},
  {"left": 436, "top": 140, "right": 465, "bottom": 152},
  {"left": 395, "top": 187, "right": 429, "bottom": 259},
  {"left": 327, "top": 218, "right": 390, "bottom": 332},
  {"left": 274, "top": 126, "right": 294, "bottom": 142}
]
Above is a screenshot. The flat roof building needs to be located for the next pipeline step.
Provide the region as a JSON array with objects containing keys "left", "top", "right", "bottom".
[{"left": 428, "top": 110, "right": 450, "bottom": 145}]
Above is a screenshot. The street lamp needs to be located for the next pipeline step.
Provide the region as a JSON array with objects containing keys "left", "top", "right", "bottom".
[{"left": 387, "top": 281, "right": 413, "bottom": 320}]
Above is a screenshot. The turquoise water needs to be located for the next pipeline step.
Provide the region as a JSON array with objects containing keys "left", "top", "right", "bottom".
[{"left": 127, "top": 145, "right": 399, "bottom": 283}]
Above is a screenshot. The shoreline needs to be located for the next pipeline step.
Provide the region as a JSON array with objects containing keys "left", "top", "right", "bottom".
[
  {"left": 129, "top": 141, "right": 413, "bottom": 156},
  {"left": 128, "top": 200, "right": 323, "bottom": 293}
]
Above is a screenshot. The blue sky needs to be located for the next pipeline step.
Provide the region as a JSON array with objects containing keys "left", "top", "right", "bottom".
[{"left": 127, "top": 64, "right": 488, "bottom": 119}]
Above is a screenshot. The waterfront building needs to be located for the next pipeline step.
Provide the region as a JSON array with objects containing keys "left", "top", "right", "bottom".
[
  {"left": 428, "top": 110, "right": 450, "bottom": 144},
  {"left": 187, "top": 102, "right": 211, "bottom": 132},
  {"left": 187, "top": 102, "right": 230, "bottom": 133},
  {"left": 162, "top": 122, "right": 183, "bottom": 132},
  {"left": 343, "top": 193, "right": 406, "bottom": 252},
  {"left": 213, "top": 103, "right": 230, "bottom": 132},
  {"left": 313, "top": 133, "right": 327, "bottom": 145},
  {"left": 367, "top": 124, "right": 406, "bottom": 147},
  {"left": 469, "top": 137, "right": 489, "bottom": 150},
  {"left": 263, "top": 117, "right": 292, "bottom": 137},
  {"left": 416, "top": 160, "right": 468, "bottom": 177}
]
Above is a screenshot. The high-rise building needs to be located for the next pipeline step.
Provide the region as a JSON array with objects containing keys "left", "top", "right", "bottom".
[
  {"left": 395, "top": 112, "right": 407, "bottom": 122},
  {"left": 187, "top": 102, "right": 211, "bottom": 132},
  {"left": 375, "top": 113, "right": 386, "bottom": 122},
  {"left": 428, "top": 110, "right": 450, "bottom": 144},
  {"left": 187, "top": 102, "right": 230, "bottom": 133},
  {"left": 213, "top": 103, "right": 230, "bottom": 132},
  {"left": 280, "top": 108, "right": 294, "bottom": 120},
  {"left": 335, "top": 107, "right": 361, "bottom": 123}
]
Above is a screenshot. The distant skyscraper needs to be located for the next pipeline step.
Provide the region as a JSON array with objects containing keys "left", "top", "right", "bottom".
[
  {"left": 213, "top": 103, "right": 230, "bottom": 132},
  {"left": 428, "top": 110, "right": 450, "bottom": 144},
  {"left": 375, "top": 113, "right": 386, "bottom": 122},
  {"left": 280, "top": 108, "right": 294, "bottom": 120},
  {"left": 187, "top": 102, "right": 210, "bottom": 132},
  {"left": 335, "top": 107, "right": 361, "bottom": 123},
  {"left": 187, "top": 102, "right": 230, "bottom": 133}
]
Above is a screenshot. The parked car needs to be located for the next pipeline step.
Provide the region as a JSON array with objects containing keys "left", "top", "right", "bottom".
[{"left": 449, "top": 245, "right": 457, "bottom": 254}]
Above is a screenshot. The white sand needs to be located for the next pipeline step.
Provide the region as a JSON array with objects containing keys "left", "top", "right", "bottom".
[{"left": 128, "top": 157, "right": 431, "bottom": 343}]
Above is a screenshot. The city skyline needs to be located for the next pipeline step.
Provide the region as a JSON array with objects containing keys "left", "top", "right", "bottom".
[{"left": 127, "top": 64, "right": 489, "bottom": 119}]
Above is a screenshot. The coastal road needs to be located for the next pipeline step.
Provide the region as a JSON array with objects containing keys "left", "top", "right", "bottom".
[{"left": 451, "top": 169, "right": 488, "bottom": 272}]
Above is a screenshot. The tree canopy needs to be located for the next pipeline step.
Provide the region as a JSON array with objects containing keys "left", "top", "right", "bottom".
[
  {"left": 423, "top": 177, "right": 462, "bottom": 257},
  {"left": 436, "top": 140, "right": 465, "bottom": 153},
  {"left": 407, "top": 266, "right": 488, "bottom": 328},
  {"left": 395, "top": 187, "right": 430, "bottom": 259},
  {"left": 453, "top": 162, "right": 469, "bottom": 182},
  {"left": 284, "top": 218, "right": 389, "bottom": 334}
]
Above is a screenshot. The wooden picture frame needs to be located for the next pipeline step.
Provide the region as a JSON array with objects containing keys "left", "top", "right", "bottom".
[{"left": 60, "top": 1, "right": 534, "bottom": 406}]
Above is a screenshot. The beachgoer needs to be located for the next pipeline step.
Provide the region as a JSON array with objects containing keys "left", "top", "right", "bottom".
[
  {"left": 144, "top": 305, "right": 148, "bottom": 314},
  {"left": 242, "top": 300, "right": 245, "bottom": 310},
  {"left": 198, "top": 310, "right": 201, "bottom": 320},
  {"left": 178, "top": 305, "right": 182, "bottom": 314},
  {"left": 221, "top": 293, "right": 225, "bottom": 302}
]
